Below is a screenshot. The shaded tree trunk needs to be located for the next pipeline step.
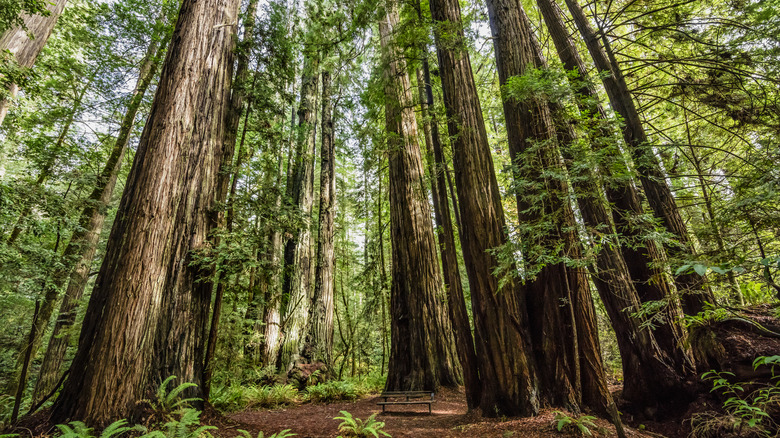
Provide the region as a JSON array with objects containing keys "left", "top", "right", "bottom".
[
  {"left": 203, "top": 0, "right": 260, "bottom": 398},
  {"left": 428, "top": 0, "right": 538, "bottom": 416},
  {"left": 416, "top": 56, "right": 479, "bottom": 406},
  {"left": 32, "top": 26, "right": 170, "bottom": 403},
  {"left": 563, "top": 0, "right": 713, "bottom": 314},
  {"left": 484, "top": 0, "right": 614, "bottom": 418},
  {"left": 0, "top": 0, "right": 68, "bottom": 126},
  {"left": 302, "top": 70, "right": 335, "bottom": 368},
  {"left": 50, "top": 0, "right": 239, "bottom": 424},
  {"left": 380, "top": 1, "right": 460, "bottom": 391},
  {"left": 534, "top": 0, "right": 695, "bottom": 406}
]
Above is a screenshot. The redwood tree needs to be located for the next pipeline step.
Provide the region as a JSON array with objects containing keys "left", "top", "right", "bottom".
[
  {"left": 50, "top": 0, "right": 239, "bottom": 424},
  {"left": 380, "top": 0, "right": 460, "bottom": 391},
  {"left": 428, "top": 0, "right": 538, "bottom": 415}
]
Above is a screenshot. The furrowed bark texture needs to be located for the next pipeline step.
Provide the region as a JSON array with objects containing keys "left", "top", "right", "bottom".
[
  {"left": 416, "top": 59, "right": 480, "bottom": 408},
  {"left": 303, "top": 70, "right": 335, "bottom": 367},
  {"left": 50, "top": 0, "right": 239, "bottom": 424},
  {"left": 32, "top": 28, "right": 169, "bottom": 403},
  {"left": 380, "top": 3, "right": 460, "bottom": 391},
  {"left": 534, "top": 0, "right": 695, "bottom": 406},
  {"left": 279, "top": 53, "right": 319, "bottom": 372},
  {"left": 429, "top": 0, "right": 538, "bottom": 416},
  {"left": 484, "top": 0, "right": 612, "bottom": 414}
]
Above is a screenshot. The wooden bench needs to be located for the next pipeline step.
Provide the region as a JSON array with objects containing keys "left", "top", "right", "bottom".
[{"left": 377, "top": 391, "right": 435, "bottom": 413}]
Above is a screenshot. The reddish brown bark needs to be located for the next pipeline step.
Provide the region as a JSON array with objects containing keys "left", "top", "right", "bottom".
[
  {"left": 380, "top": 2, "right": 460, "bottom": 391},
  {"left": 50, "top": 0, "right": 239, "bottom": 424},
  {"left": 429, "top": 0, "right": 538, "bottom": 416}
]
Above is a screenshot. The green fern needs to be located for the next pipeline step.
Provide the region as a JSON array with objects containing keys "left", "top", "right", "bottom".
[
  {"left": 334, "top": 411, "right": 390, "bottom": 438},
  {"left": 153, "top": 376, "right": 201, "bottom": 411},
  {"left": 236, "top": 428, "right": 297, "bottom": 438},
  {"left": 552, "top": 412, "right": 596, "bottom": 437},
  {"left": 140, "top": 408, "right": 216, "bottom": 438},
  {"left": 55, "top": 419, "right": 144, "bottom": 438}
]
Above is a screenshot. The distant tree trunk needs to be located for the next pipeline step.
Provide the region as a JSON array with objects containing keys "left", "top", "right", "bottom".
[
  {"left": 302, "top": 70, "right": 335, "bottom": 368},
  {"left": 429, "top": 0, "right": 538, "bottom": 416},
  {"left": 279, "top": 53, "right": 319, "bottom": 372},
  {"left": 261, "top": 108, "right": 293, "bottom": 367},
  {"left": 32, "top": 27, "right": 170, "bottom": 403},
  {"left": 50, "top": 0, "right": 239, "bottom": 425},
  {"left": 0, "top": 0, "right": 68, "bottom": 126},
  {"left": 416, "top": 56, "right": 479, "bottom": 406},
  {"left": 380, "top": 2, "right": 460, "bottom": 391},
  {"left": 563, "top": 0, "right": 713, "bottom": 314},
  {"left": 5, "top": 79, "right": 88, "bottom": 247}
]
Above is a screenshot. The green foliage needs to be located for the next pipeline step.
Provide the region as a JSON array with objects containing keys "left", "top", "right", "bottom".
[
  {"left": 692, "top": 357, "right": 780, "bottom": 437},
  {"left": 334, "top": 411, "right": 390, "bottom": 438},
  {"left": 55, "top": 419, "right": 144, "bottom": 438},
  {"left": 237, "top": 429, "right": 297, "bottom": 438},
  {"left": 140, "top": 408, "right": 217, "bottom": 438},
  {"left": 147, "top": 376, "right": 201, "bottom": 413},
  {"left": 552, "top": 411, "right": 597, "bottom": 437}
]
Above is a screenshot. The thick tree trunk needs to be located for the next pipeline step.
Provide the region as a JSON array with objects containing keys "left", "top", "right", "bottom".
[
  {"left": 380, "top": 2, "right": 460, "bottom": 391},
  {"left": 416, "top": 60, "right": 479, "bottom": 408},
  {"left": 428, "top": 0, "right": 538, "bottom": 416},
  {"left": 484, "top": 0, "right": 613, "bottom": 414},
  {"left": 49, "top": 0, "right": 239, "bottom": 424},
  {"left": 0, "top": 0, "right": 68, "bottom": 126},
  {"left": 534, "top": 0, "right": 695, "bottom": 406},
  {"left": 279, "top": 53, "right": 319, "bottom": 372},
  {"left": 302, "top": 70, "right": 335, "bottom": 368},
  {"left": 32, "top": 28, "right": 169, "bottom": 403},
  {"left": 563, "top": 0, "right": 713, "bottom": 314}
]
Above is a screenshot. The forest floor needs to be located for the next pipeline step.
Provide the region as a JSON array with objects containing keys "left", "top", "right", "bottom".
[{"left": 211, "top": 388, "right": 663, "bottom": 438}]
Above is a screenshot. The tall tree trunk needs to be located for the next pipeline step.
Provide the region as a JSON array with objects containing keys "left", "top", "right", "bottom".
[
  {"left": 31, "top": 26, "right": 170, "bottom": 404},
  {"left": 380, "top": 1, "right": 460, "bottom": 391},
  {"left": 261, "top": 106, "right": 294, "bottom": 366},
  {"left": 279, "top": 53, "right": 319, "bottom": 372},
  {"left": 534, "top": 0, "right": 692, "bottom": 374},
  {"left": 302, "top": 70, "right": 335, "bottom": 368},
  {"left": 416, "top": 56, "right": 479, "bottom": 406},
  {"left": 428, "top": 0, "right": 538, "bottom": 416},
  {"left": 50, "top": 0, "right": 239, "bottom": 424},
  {"left": 563, "top": 0, "right": 713, "bottom": 314},
  {"left": 0, "top": 0, "right": 68, "bottom": 126},
  {"left": 484, "top": 0, "right": 612, "bottom": 414},
  {"left": 203, "top": 0, "right": 260, "bottom": 398}
]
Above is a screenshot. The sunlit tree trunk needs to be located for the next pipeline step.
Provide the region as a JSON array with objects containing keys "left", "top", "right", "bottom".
[
  {"left": 279, "top": 53, "right": 319, "bottom": 372},
  {"left": 429, "top": 0, "right": 538, "bottom": 416},
  {"left": 302, "top": 70, "right": 335, "bottom": 368},
  {"left": 380, "top": 2, "right": 460, "bottom": 391},
  {"left": 32, "top": 26, "right": 170, "bottom": 404},
  {"left": 50, "top": 0, "right": 239, "bottom": 424}
]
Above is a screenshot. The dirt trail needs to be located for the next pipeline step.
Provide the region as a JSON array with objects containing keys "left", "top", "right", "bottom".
[{"left": 222, "top": 389, "right": 647, "bottom": 438}]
